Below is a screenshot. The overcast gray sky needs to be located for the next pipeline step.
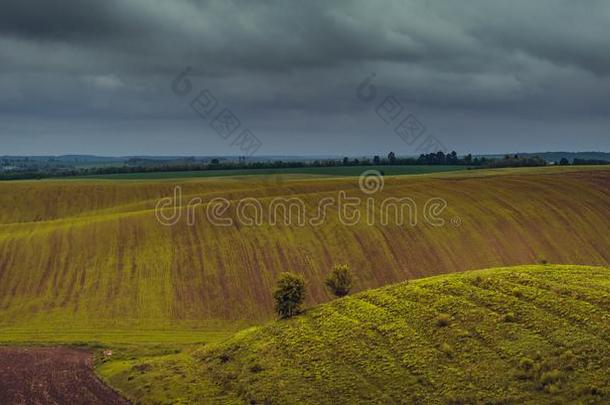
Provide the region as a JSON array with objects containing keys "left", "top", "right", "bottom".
[{"left": 1, "top": 0, "right": 609, "bottom": 156}]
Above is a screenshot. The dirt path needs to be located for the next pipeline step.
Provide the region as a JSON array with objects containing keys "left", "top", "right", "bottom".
[{"left": 0, "top": 347, "right": 128, "bottom": 405}]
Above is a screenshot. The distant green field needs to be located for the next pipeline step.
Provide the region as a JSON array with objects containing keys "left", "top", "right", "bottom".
[
  {"left": 75, "top": 165, "right": 467, "bottom": 179},
  {"left": 98, "top": 265, "right": 610, "bottom": 404}
]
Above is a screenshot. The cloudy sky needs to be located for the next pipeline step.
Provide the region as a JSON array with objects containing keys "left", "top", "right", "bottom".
[{"left": 1, "top": 0, "right": 609, "bottom": 156}]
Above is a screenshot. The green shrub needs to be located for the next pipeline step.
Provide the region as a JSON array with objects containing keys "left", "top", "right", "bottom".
[
  {"left": 440, "top": 342, "right": 454, "bottom": 357},
  {"left": 436, "top": 313, "right": 451, "bottom": 327},
  {"left": 544, "top": 383, "right": 560, "bottom": 394},
  {"left": 511, "top": 288, "right": 524, "bottom": 298},
  {"left": 249, "top": 364, "right": 264, "bottom": 373},
  {"left": 559, "top": 350, "right": 576, "bottom": 370},
  {"left": 273, "top": 272, "right": 306, "bottom": 319},
  {"left": 501, "top": 312, "right": 516, "bottom": 322},
  {"left": 325, "top": 264, "right": 353, "bottom": 297},
  {"left": 581, "top": 385, "right": 604, "bottom": 396},
  {"left": 540, "top": 369, "right": 562, "bottom": 386},
  {"left": 519, "top": 357, "right": 534, "bottom": 371}
]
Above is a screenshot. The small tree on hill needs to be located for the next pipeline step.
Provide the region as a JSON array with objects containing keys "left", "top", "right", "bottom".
[
  {"left": 325, "top": 264, "right": 353, "bottom": 297},
  {"left": 273, "top": 272, "right": 306, "bottom": 319}
]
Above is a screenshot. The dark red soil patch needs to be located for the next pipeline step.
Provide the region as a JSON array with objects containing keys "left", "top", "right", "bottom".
[{"left": 0, "top": 347, "right": 128, "bottom": 405}]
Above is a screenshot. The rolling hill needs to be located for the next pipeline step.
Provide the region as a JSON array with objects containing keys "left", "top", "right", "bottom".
[
  {"left": 98, "top": 265, "right": 610, "bottom": 404},
  {"left": 0, "top": 166, "right": 608, "bottom": 340}
]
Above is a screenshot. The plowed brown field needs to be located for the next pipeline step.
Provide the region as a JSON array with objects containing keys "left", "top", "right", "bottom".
[{"left": 0, "top": 347, "right": 128, "bottom": 404}]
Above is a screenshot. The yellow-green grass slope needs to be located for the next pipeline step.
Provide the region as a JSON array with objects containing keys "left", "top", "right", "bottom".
[
  {"left": 99, "top": 265, "right": 610, "bottom": 404},
  {"left": 0, "top": 167, "right": 609, "bottom": 339}
]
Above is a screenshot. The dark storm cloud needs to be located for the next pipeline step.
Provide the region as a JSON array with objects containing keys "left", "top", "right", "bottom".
[
  {"left": 0, "top": 0, "right": 609, "bottom": 155},
  {"left": 0, "top": 0, "right": 135, "bottom": 41}
]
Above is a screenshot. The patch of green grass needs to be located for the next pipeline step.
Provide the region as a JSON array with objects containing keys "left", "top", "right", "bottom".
[
  {"left": 0, "top": 327, "right": 238, "bottom": 345},
  {"left": 98, "top": 265, "right": 610, "bottom": 404}
]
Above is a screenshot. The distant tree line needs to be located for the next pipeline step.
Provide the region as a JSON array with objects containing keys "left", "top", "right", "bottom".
[
  {"left": 0, "top": 151, "right": 481, "bottom": 180},
  {"left": 1, "top": 151, "right": 608, "bottom": 180},
  {"left": 571, "top": 158, "right": 610, "bottom": 165},
  {"left": 478, "top": 154, "right": 547, "bottom": 169},
  {"left": 554, "top": 157, "right": 610, "bottom": 166},
  {"left": 341, "top": 151, "right": 488, "bottom": 166}
]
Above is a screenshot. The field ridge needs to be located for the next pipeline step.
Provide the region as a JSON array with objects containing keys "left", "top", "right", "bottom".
[{"left": 98, "top": 265, "right": 610, "bottom": 404}]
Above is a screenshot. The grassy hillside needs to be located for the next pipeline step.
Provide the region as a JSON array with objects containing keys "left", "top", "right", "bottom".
[
  {"left": 98, "top": 265, "right": 610, "bottom": 404},
  {"left": 0, "top": 166, "right": 608, "bottom": 340}
]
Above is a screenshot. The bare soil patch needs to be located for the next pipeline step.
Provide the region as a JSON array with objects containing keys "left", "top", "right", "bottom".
[{"left": 0, "top": 347, "right": 128, "bottom": 404}]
